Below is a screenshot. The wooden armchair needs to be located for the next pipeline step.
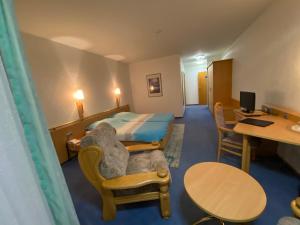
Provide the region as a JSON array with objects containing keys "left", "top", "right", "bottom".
[
  {"left": 78, "top": 123, "right": 171, "bottom": 220},
  {"left": 214, "top": 102, "right": 243, "bottom": 161},
  {"left": 291, "top": 197, "right": 300, "bottom": 218}
]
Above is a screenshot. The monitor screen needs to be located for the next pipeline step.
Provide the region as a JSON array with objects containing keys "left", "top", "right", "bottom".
[{"left": 240, "top": 91, "right": 256, "bottom": 113}]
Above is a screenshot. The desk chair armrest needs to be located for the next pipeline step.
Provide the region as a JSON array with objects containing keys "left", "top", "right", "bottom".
[
  {"left": 102, "top": 170, "right": 169, "bottom": 190},
  {"left": 225, "top": 121, "right": 237, "bottom": 125},
  {"left": 218, "top": 126, "right": 235, "bottom": 134},
  {"left": 126, "top": 142, "right": 160, "bottom": 152},
  {"left": 296, "top": 197, "right": 300, "bottom": 207}
]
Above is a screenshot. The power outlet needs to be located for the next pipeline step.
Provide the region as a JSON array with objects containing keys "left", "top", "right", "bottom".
[
  {"left": 66, "top": 131, "right": 73, "bottom": 140},
  {"left": 262, "top": 105, "right": 271, "bottom": 114}
]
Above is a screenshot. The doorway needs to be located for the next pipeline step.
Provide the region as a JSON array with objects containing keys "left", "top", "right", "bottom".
[
  {"left": 198, "top": 72, "right": 207, "bottom": 105},
  {"left": 184, "top": 69, "right": 207, "bottom": 105}
]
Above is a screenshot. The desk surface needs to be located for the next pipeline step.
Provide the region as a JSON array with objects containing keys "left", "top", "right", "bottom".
[
  {"left": 234, "top": 115, "right": 300, "bottom": 146},
  {"left": 184, "top": 162, "right": 266, "bottom": 222},
  {"left": 234, "top": 109, "right": 266, "bottom": 117}
]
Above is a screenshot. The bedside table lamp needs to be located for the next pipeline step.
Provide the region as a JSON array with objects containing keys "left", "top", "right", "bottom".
[
  {"left": 114, "top": 88, "right": 121, "bottom": 108},
  {"left": 73, "top": 89, "right": 84, "bottom": 120}
]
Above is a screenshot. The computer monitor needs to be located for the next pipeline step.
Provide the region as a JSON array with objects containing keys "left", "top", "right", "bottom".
[{"left": 240, "top": 91, "right": 255, "bottom": 113}]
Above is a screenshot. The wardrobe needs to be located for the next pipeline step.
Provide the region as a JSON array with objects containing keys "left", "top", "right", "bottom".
[{"left": 207, "top": 59, "right": 233, "bottom": 113}]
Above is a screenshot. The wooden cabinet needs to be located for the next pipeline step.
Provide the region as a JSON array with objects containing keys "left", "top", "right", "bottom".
[{"left": 207, "top": 59, "right": 233, "bottom": 113}]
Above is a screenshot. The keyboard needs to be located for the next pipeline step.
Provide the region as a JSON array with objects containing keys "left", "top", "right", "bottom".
[{"left": 239, "top": 118, "right": 274, "bottom": 127}]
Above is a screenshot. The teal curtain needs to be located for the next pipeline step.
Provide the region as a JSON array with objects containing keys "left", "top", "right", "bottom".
[{"left": 0, "top": 1, "right": 80, "bottom": 225}]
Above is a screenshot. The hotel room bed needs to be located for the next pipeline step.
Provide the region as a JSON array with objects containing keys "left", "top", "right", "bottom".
[
  {"left": 49, "top": 105, "right": 173, "bottom": 163},
  {"left": 112, "top": 112, "right": 174, "bottom": 123},
  {"left": 86, "top": 118, "right": 170, "bottom": 143}
]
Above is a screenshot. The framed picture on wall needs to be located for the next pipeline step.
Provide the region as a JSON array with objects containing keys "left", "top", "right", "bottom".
[{"left": 146, "top": 73, "right": 163, "bottom": 97}]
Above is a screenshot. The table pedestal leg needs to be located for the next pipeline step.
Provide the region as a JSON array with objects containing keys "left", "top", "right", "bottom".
[
  {"left": 242, "top": 135, "right": 251, "bottom": 173},
  {"left": 193, "top": 216, "right": 224, "bottom": 225}
]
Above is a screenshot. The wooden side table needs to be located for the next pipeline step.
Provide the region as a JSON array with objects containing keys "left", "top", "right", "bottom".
[
  {"left": 66, "top": 138, "right": 81, "bottom": 160},
  {"left": 184, "top": 162, "right": 266, "bottom": 224}
]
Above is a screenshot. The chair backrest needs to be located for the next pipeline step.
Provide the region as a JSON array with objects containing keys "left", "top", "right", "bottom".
[
  {"left": 214, "top": 102, "right": 226, "bottom": 128},
  {"left": 80, "top": 122, "right": 129, "bottom": 179}
]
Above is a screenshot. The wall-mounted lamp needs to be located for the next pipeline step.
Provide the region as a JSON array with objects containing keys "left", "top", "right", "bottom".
[
  {"left": 114, "top": 87, "right": 121, "bottom": 108},
  {"left": 73, "top": 89, "right": 84, "bottom": 120}
]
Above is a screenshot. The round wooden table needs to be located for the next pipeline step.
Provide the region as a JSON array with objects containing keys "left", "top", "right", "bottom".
[{"left": 184, "top": 162, "right": 267, "bottom": 224}]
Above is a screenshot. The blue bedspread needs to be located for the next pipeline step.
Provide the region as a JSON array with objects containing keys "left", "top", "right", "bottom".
[
  {"left": 86, "top": 118, "right": 123, "bottom": 131},
  {"left": 86, "top": 118, "right": 169, "bottom": 142},
  {"left": 127, "top": 121, "right": 169, "bottom": 142},
  {"left": 113, "top": 112, "right": 174, "bottom": 123}
]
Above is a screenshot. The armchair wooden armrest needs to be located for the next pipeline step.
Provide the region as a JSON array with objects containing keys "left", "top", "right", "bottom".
[
  {"left": 291, "top": 197, "right": 300, "bottom": 218},
  {"left": 102, "top": 170, "right": 169, "bottom": 190},
  {"left": 126, "top": 142, "right": 160, "bottom": 152}
]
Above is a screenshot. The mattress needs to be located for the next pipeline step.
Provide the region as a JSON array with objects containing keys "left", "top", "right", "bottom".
[
  {"left": 86, "top": 118, "right": 169, "bottom": 142},
  {"left": 113, "top": 112, "right": 174, "bottom": 123}
]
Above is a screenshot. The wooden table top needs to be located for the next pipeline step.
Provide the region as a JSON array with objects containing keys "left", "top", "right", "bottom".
[
  {"left": 234, "top": 115, "right": 300, "bottom": 146},
  {"left": 184, "top": 162, "right": 266, "bottom": 222},
  {"left": 234, "top": 109, "right": 266, "bottom": 117}
]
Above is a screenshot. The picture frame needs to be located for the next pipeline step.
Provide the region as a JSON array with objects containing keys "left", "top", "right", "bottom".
[{"left": 146, "top": 73, "right": 163, "bottom": 97}]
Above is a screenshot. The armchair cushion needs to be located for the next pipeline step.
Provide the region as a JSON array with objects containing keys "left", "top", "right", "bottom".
[
  {"left": 126, "top": 150, "right": 169, "bottom": 175},
  {"left": 277, "top": 217, "right": 300, "bottom": 225},
  {"left": 114, "top": 150, "right": 169, "bottom": 197},
  {"left": 80, "top": 122, "right": 129, "bottom": 179}
]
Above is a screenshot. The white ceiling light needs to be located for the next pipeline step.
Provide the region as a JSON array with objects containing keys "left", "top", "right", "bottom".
[
  {"left": 51, "top": 36, "right": 91, "bottom": 50},
  {"left": 194, "top": 54, "right": 206, "bottom": 60},
  {"left": 195, "top": 59, "right": 207, "bottom": 65},
  {"left": 104, "top": 54, "right": 125, "bottom": 61}
]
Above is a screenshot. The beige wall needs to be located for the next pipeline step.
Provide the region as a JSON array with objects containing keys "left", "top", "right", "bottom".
[
  {"left": 22, "top": 33, "right": 133, "bottom": 128},
  {"left": 223, "top": 0, "right": 300, "bottom": 112},
  {"left": 129, "top": 55, "right": 184, "bottom": 117}
]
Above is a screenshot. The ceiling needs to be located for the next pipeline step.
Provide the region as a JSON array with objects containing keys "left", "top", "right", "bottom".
[{"left": 15, "top": 0, "right": 274, "bottom": 64}]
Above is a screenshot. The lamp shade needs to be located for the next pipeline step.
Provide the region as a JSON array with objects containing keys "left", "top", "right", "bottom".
[
  {"left": 73, "top": 89, "right": 84, "bottom": 100},
  {"left": 114, "top": 88, "right": 121, "bottom": 96}
]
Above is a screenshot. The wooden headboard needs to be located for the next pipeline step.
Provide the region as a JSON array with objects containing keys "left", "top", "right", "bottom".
[{"left": 49, "top": 105, "right": 130, "bottom": 163}]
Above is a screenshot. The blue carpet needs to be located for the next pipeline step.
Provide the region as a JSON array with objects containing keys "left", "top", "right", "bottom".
[{"left": 62, "top": 105, "right": 299, "bottom": 225}]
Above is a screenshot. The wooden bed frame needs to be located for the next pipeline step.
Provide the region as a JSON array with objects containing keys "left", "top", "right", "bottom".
[
  {"left": 49, "top": 105, "right": 173, "bottom": 164},
  {"left": 121, "top": 121, "right": 173, "bottom": 149}
]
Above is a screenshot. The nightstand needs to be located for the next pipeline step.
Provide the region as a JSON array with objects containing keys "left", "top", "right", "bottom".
[{"left": 66, "top": 138, "right": 81, "bottom": 160}]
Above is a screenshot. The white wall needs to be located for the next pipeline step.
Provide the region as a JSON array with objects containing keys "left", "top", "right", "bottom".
[
  {"left": 223, "top": 0, "right": 300, "bottom": 111},
  {"left": 129, "top": 55, "right": 184, "bottom": 117},
  {"left": 180, "top": 58, "right": 186, "bottom": 110},
  {"left": 22, "top": 33, "right": 133, "bottom": 128},
  {"left": 183, "top": 65, "right": 206, "bottom": 105}
]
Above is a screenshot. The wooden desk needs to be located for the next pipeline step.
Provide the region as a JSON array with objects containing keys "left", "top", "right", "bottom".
[
  {"left": 184, "top": 162, "right": 266, "bottom": 224},
  {"left": 234, "top": 109, "right": 266, "bottom": 117},
  {"left": 234, "top": 115, "right": 300, "bottom": 173},
  {"left": 234, "top": 109, "right": 266, "bottom": 121}
]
